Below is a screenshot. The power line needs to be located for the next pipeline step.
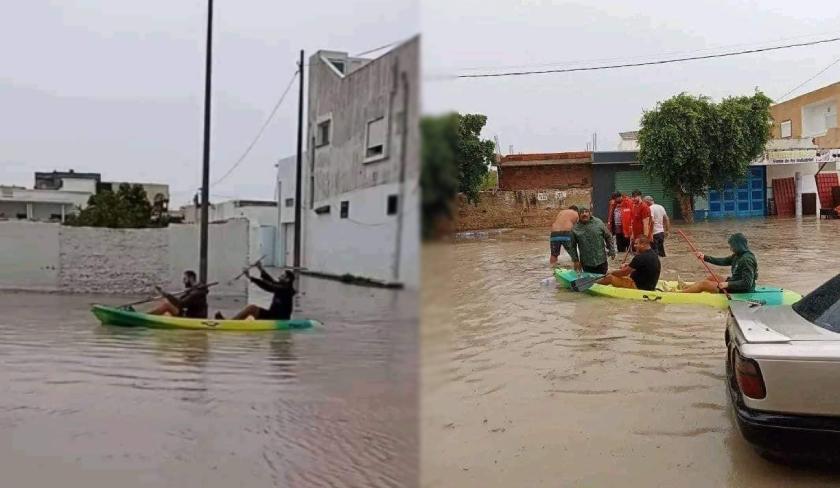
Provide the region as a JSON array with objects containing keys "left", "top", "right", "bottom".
[
  {"left": 457, "top": 30, "right": 840, "bottom": 72},
  {"left": 353, "top": 40, "right": 402, "bottom": 57},
  {"left": 211, "top": 70, "right": 299, "bottom": 187},
  {"left": 777, "top": 54, "right": 840, "bottom": 102},
  {"left": 455, "top": 36, "right": 840, "bottom": 79}
]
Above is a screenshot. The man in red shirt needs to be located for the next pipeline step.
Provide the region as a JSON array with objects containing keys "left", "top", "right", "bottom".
[{"left": 630, "top": 190, "right": 652, "bottom": 249}]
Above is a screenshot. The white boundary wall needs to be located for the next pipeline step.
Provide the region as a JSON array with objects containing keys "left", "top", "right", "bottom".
[{"left": 0, "top": 219, "right": 252, "bottom": 295}]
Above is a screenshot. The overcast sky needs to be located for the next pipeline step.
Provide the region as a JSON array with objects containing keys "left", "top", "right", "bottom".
[
  {"left": 1, "top": 0, "right": 417, "bottom": 205},
  {"left": 422, "top": 0, "right": 840, "bottom": 155}
]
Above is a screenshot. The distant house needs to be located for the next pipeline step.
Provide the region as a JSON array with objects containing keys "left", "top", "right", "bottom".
[
  {"left": 1, "top": 170, "right": 169, "bottom": 223},
  {"left": 300, "top": 36, "right": 419, "bottom": 288},
  {"left": 497, "top": 152, "right": 592, "bottom": 191}
]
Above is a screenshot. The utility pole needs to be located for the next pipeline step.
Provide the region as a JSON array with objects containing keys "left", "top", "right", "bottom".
[
  {"left": 293, "top": 50, "right": 305, "bottom": 270},
  {"left": 198, "top": 0, "right": 213, "bottom": 284}
]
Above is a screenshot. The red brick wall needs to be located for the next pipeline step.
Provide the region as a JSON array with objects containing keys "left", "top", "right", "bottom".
[{"left": 498, "top": 164, "right": 592, "bottom": 191}]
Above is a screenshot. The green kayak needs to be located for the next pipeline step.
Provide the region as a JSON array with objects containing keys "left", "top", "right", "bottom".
[
  {"left": 91, "top": 305, "right": 318, "bottom": 331},
  {"left": 553, "top": 268, "right": 801, "bottom": 309}
]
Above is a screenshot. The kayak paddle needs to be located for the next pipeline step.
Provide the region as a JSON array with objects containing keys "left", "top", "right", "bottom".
[
  {"left": 118, "top": 281, "right": 220, "bottom": 309},
  {"left": 676, "top": 230, "right": 733, "bottom": 301},
  {"left": 570, "top": 274, "right": 605, "bottom": 292}
]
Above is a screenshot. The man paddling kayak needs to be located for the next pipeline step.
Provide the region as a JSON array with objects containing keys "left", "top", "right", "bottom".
[
  {"left": 680, "top": 233, "right": 757, "bottom": 294},
  {"left": 148, "top": 270, "right": 208, "bottom": 318},
  {"left": 568, "top": 207, "right": 615, "bottom": 274},
  {"left": 596, "top": 236, "right": 661, "bottom": 290},
  {"left": 215, "top": 263, "right": 296, "bottom": 320},
  {"left": 549, "top": 205, "right": 579, "bottom": 267}
]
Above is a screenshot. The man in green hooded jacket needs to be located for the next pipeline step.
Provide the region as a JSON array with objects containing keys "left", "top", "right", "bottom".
[
  {"left": 680, "top": 233, "right": 758, "bottom": 294},
  {"left": 568, "top": 207, "right": 615, "bottom": 275}
]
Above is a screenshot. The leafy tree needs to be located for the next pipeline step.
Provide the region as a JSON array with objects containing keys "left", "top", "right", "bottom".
[
  {"left": 65, "top": 183, "right": 158, "bottom": 228},
  {"left": 481, "top": 169, "right": 498, "bottom": 191},
  {"left": 638, "top": 91, "right": 772, "bottom": 222},
  {"left": 421, "top": 113, "right": 460, "bottom": 239},
  {"left": 420, "top": 112, "right": 496, "bottom": 238}
]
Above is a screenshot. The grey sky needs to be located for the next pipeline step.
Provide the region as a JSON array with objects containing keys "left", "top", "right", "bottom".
[
  {"left": 1, "top": 0, "right": 417, "bottom": 205},
  {"left": 422, "top": 0, "right": 840, "bottom": 154}
]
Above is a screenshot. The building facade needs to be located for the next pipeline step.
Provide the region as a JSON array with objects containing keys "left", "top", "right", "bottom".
[
  {"left": 770, "top": 81, "right": 840, "bottom": 148},
  {"left": 301, "top": 37, "right": 419, "bottom": 288},
  {"left": 2, "top": 170, "right": 170, "bottom": 223},
  {"left": 275, "top": 154, "right": 299, "bottom": 268},
  {"left": 497, "top": 152, "right": 592, "bottom": 191}
]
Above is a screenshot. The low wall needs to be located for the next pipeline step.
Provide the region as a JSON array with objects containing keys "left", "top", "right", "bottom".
[
  {"left": 452, "top": 188, "right": 591, "bottom": 232},
  {"left": 0, "top": 219, "right": 252, "bottom": 295}
]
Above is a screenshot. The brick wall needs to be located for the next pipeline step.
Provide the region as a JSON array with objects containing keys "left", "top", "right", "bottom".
[
  {"left": 452, "top": 188, "right": 591, "bottom": 232},
  {"left": 499, "top": 164, "right": 592, "bottom": 191}
]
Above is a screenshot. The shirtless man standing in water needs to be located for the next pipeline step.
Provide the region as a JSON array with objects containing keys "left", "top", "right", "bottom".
[{"left": 549, "top": 205, "right": 579, "bottom": 266}]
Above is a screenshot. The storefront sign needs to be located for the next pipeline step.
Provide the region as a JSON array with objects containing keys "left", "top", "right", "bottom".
[{"left": 754, "top": 148, "right": 840, "bottom": 166}]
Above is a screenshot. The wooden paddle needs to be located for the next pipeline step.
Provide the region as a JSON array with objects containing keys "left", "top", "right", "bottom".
[{"left": 676, "top": 230, "right": 733, "bottom": 300}]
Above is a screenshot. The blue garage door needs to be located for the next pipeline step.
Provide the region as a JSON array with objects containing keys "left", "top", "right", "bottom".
[{"left": 708, "top": 166, "right": 766, "bottom": 218}]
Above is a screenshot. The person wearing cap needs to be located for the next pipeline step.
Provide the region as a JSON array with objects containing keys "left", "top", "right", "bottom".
[
  {"left": 644, "top": 195, "right": 669, "bottom": 257},
  {"left": 568, "top": 207, "right": 615, "bottom": 275}
]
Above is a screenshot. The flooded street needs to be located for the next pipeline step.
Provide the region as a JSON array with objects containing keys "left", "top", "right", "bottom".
[
  {"left": 0, "top": 276, "right": 417, "bottom": 488},
  {"left": 422, "top": 218, "right": 840, "bottom": 487}
]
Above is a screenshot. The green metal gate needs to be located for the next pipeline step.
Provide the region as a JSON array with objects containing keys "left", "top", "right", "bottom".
[{"left": 614, "top": 170, "right": 674, "bottom": 216}]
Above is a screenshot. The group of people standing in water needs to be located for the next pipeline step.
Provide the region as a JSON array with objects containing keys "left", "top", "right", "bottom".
[{"left": 549, "top": 190, "right": 758, "bottom": 295}]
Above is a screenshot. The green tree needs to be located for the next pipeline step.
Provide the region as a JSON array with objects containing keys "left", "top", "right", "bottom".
[
  {"left": 481, "top": 169, "right": 498, "bottom": 191},
  {"left": 638, "top": 91, "right": 772, "bottom": 222},
  {"left": 421, "top": 113, "right": 460, "bottom": 239},
  {"left": 420, "top": 112, "right": 496, "bottom": 238},
  {"left": 65, "top": 183, "right": 157, "bottom": 228}
]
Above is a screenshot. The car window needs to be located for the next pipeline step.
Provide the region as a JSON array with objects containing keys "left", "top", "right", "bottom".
[{"left": 793, "top": 274, "right": 840, "bottom": 332}]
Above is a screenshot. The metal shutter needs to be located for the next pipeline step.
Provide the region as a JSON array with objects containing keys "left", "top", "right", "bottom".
[{"left": 614, "top": 169, "right": 674, "bottom": 216}]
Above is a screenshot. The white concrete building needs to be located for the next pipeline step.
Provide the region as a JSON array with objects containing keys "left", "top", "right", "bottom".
[
  {"left": 300, "top": 37, "right": 419, "bottom": 288},
  {"left": 0, "top": 185, "right": 92, "bottom": 222},
  {"left": 275, "top": 154, "right": 299, "bottom": 268}
]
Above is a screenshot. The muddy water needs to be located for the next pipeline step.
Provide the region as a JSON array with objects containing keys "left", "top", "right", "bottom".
[
  {"left": 0, "top": 276, "right": 417, "bottom": 488},
  {"left": 422, "top": 218, "right": 840, "bottom": 487}
]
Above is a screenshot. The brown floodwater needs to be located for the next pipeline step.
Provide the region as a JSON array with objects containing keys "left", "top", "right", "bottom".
[
  {"left": 422, "top": 217, "right": 840, "bottom": 487},
  {"left": 0, "top": 276, "right": 417, "bottom": 488}
]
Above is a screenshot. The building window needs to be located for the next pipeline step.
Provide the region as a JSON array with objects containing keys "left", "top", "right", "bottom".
[
  {"left": 340, "top": 201, "right": 349, "bottom": 219},
  {"left": 387, "top": 194, "right": 398, "bottom": 215},
  {"left": 365, "top": 117, "right": 386, "bottom": 160},
  {"left": 327, "top": 59, "right": 345, "bottom": 74},
  {"left": 285, "top": 198, "right": 294, "bottom": 208},
  {"left": 316, "top": 119, "right": 331, "bottom": 147},
  {"left": 780, "top": 120, "right": 792, "bottom": 138}
]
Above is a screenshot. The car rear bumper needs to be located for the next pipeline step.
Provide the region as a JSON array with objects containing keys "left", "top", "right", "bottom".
[{"left": 728, "top": 380, "right": 840, "bottom": 458}]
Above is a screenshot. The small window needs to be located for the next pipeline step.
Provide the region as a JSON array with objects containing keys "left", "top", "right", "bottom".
[
  {"left": 340, "top": 201, "right": 349, "bottom": 219},
  {"left": 285, "top": 198, "right": 294, "bottom": 208},
  {"left": 366, "top": 117, "right": 386, "bottom": 159},
  {"left": 314, "top": 204, "right": 330, "bottom": 215},
  {"left": 316, "top": 120, "right": 331, "bottom": 147},
  {"left": 328, "top": 59, "right": 345, "bottom": 74},
  {"left": 780, "top": 120, "right": 792, "bottom": 138},
  {"left": 387, "top": 195, "right": 398, "bottom": 215}
]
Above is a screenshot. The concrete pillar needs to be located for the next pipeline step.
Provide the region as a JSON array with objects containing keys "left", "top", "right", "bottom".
[
  {"left": 26, "top": 203, "right": 33, "bottom": 220},
  {"left": 795, "top": 171, "right": 803, "bottom": 218}
]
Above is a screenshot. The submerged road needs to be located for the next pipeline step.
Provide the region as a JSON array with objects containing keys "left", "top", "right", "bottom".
[
  {"left": 422, "top": 217, "right": 840, "bottom": 487},
  {"left": 0, "top": 276, "right": 417, "bottom": 488}
]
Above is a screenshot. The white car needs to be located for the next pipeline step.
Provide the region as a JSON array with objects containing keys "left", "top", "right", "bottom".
[{"left": 725, "top": 274, "right": 840, "bottom": 463}]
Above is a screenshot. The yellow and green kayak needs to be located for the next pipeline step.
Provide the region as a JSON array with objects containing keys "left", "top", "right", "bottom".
[
  {"left": 553, "top": 268, "right": 801, "bottom": 309},
  {"left": 91, "top": 305, "right": 318, "bottom": 331}
]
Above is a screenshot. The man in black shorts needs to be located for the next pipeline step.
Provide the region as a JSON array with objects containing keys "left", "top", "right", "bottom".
[
  {"left": 215, "top": 263, "right": 296, "bottom": 320},
  {"left": 596, "top": 236, "right": 661, "bottom": 291}
]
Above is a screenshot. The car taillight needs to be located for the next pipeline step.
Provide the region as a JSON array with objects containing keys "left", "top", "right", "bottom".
[{"left": 734, "top": 352, "right": 766, "bottom": 399}]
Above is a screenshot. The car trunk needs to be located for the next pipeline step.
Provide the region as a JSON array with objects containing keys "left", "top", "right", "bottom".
[{"left": 729, "top": 302, "right": 840, "bottom": 416}]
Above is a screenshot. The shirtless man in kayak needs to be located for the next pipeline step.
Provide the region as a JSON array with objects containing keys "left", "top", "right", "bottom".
[
  {"left": 148, "top": 270, "right": 208, "bottom": 318},
  {"left": 549, "top": 205, "right": 579, "bottom": 267}
]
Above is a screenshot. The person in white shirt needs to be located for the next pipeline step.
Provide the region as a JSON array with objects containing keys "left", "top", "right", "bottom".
[{"left": 644, "top": 196, "right": 670, "bottom": 257}]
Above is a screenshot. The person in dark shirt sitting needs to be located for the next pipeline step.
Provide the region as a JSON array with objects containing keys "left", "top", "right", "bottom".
[
  {"left": 596, "top": 236, "right": 661, "bottom": 291},
  {"left": 148, "top": 270, "right": 209, "bottom": 318},
  {"left": 215, "top": 263, "right": 296, "bottom": 320}
]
